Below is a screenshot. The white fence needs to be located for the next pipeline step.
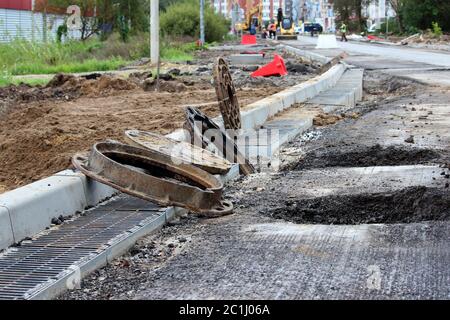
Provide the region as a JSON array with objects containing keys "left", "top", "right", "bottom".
[{"left": 0, "top": 8, "right": 82, "bottom": 43}]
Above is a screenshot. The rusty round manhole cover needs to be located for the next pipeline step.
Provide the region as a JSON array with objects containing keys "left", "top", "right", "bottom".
[
  {"left": 214, "top": 57, "right": 241, "bottom": 130},
  {"left": 124, "top": 130, "right": 232, "bottom": 175}
]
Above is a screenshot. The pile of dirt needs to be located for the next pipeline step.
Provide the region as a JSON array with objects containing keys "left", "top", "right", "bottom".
[
  {"left": 0, "top": 73, "right": 140, "bottom": 117},
  {"left": 293, "top": 144, "right": 441, "bottom": 170},
  {"left": 49, "top": 73, "right": 139, "bottom": 97},
  {"left": 142, "top": 79, "right": 187, "bottom": 93},
  {"left": 267, "top": 186, "right": 450, "bottom": 224},
  {"left": 313, "top": 112, "right": 343, "bottom": 126}
]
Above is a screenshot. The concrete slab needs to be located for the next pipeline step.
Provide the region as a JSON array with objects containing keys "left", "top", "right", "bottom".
[
  {"left": 228, "top": 54, "right": 265, "bottom": 65},
  {"left": 0, "top": 49, "right": 348, "bottom": 254}
]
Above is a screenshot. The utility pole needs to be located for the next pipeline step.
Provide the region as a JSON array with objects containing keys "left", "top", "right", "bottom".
[
  {"left": 385, "top": 0, "right": 388, "bottom": 39},
  {"left": 150, "top": 0, "right": 159, "bottom": 65},
  {"left": 200, "top": 0, "right": 205, "bottom": 45},
  {"left": 231, "top": 3, "right": 236, "bottom": 35}
]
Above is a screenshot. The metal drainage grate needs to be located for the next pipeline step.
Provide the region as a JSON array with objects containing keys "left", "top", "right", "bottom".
[{"left": 0, "top": 195, "right": 164, "bottom": 300}]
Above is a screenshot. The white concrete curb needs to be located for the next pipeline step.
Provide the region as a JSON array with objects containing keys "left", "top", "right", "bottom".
[
  {"left": 0, "top": 170, "right": 117, "bottom": 251},
  {"left": 240, "top": 63, "right": 346, "bottom": 130},
  {"left": 0, "top": 48, "right": 346, "bottom": 252},
  {"left": 281, "top": 44, "right": 331, "bottom": 64}
]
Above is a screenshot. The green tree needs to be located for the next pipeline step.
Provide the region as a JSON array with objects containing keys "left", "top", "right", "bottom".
[
  {"left": 402, "top": 0, "right": 450, "bottom": 32},
  {"left": 333, "top": 0, "right": 372, "bottom": 32},
  {"left": 45, "top": 0, "right": 150, "bottom": 41},
  {"left": 160, "top": 0, "right": 230, "bottom": 42},
  {"left": 388, "top": 0, "right": 406, "bottom": 33}
]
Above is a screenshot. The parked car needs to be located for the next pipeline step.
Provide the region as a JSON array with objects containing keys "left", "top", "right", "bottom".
[
  {"left": 294, "top": 25, "right": 302, "bottom": 34},
  {"left": 303, "top": 23, "right": 323, "bottom": 34}
]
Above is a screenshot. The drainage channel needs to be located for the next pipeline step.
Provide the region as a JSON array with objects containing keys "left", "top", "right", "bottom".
[{"left": 0, "top": 195, "right": 165, "bottom": 300}]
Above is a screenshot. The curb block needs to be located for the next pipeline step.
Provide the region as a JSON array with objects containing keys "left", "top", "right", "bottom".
[
  {"left": 0, "top": 171, "right": 117, "bottom": 251},
  {"left": 0, "top": 175, "right": 86, "bottom": 246},
  {"left": 241, "top": 63, "right": 346, "bottom": 130},
  {"left": 0, "top": 206, "right": 14, "bottom": 250},
  {"left": 281, "top": 45, "right": 331, "bottom": 64}
]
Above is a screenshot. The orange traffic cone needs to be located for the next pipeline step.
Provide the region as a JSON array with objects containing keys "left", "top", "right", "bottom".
[
  {"left": 241, "top": 34, "right": 257, "bottom": 45},
  {"left": 251, "top": 54, "right": 288, "bottom": 77}
]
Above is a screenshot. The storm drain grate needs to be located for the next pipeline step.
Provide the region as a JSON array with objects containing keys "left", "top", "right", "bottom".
[{"left": 0, "top": 195, "right": 164, "bottom": 300}]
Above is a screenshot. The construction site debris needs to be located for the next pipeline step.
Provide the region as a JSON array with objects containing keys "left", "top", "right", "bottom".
[
  {"left": 184, "top": 106, "right": 255, "bottom": 175},
  {"left": 313, "top": 112, "right": 343, "bottom": 126},
  {"left": 72, "top": 141, "right": 233, "bottom": 216}
]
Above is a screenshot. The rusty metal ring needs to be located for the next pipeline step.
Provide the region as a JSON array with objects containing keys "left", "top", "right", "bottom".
[
  {"left": 72, "top": 141, "right": 233, "bottom": 215},
  {"left": 214, "top": 57, "right": 242, "bottom": 130},
  {"left": 197, "top": 199, "right": 234, "bottom": 218}
]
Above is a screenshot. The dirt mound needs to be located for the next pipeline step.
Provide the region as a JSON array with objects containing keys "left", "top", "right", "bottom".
[
  {"left": 267, "top": 186, "right": 450, "bottom": 224},
  {"left": 293, "top": 144, "right": 441, "bottom": 170},
  {"left": 79, "top": 75, "right": 138, "bottom": 96},
  {"left": 313, "top": 112, "right": 343, "bottom": 126},
  {"left": 47, "top": 74, "right": 76, "bottom": 87},
  {"left": 48, "top": 73, "right": 138, "bottom": 97},
  {"left": 0, "top": 74, "right": 140, "bottom": 116},
  {"left": 142, "top": 79, "right": 187, "bottom": 93}
]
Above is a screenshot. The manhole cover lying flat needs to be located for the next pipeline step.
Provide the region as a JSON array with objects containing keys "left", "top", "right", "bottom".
[
  {"left": 0, "top": 195, "right": 161, "bottom": 300},
  {"left": 124, "top": 130, "right": 232, "bottom": 175}
]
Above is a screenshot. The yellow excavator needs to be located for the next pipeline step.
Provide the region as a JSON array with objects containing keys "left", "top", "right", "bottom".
[
  {"left": 235, "top": 0, "right": 263, "bottom": 33},
  {"left": 278, "top": 16, "right": 297, "bottom": 40}
]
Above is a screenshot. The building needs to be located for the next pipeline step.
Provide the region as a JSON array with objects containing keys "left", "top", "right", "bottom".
[
  {"left": 213, "top": 0, "right": 335, "bottom": 30},
  {"left": 212, "top": 0, "right": 284, "bottom": 24},
  {"left": 363, "top": 0, "right": 395, "bottom": 29},
  {"left": 0, "top": 0, "right": 84, "bottom": 43},
  {"left": 296, "top": 0, "right": 335, "bottom": 32}
]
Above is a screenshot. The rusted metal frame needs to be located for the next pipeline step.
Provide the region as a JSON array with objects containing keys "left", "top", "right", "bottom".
[
  {"left": 184, "top": 106, "right": 255, "bottom": 176},
  {"left": 72, "top": 142, "right": 233, "bottom": 216}
]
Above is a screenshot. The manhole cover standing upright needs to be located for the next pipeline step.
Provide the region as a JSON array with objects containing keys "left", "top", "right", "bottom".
[{"left": 214, "top": 57, "right": 242, "bottom": 130}]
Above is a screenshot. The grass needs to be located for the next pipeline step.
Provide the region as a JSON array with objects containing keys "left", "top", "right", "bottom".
[
  {"left": 161, "top": 44, "right": 195, "bottom": 62},
  {"left": 0, "top": 72, "right": 49, "bottom": 87},
  {"left": 11, "top": 58, "right": 127, "bottom": 75},
  {"left": 0, "top": 34, "right": 203, "bottom": 87}
]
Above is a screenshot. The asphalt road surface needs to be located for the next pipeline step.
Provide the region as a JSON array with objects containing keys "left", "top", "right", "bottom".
[{"left": 288, "top": 36, "right": 450, "bottom": 86}]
